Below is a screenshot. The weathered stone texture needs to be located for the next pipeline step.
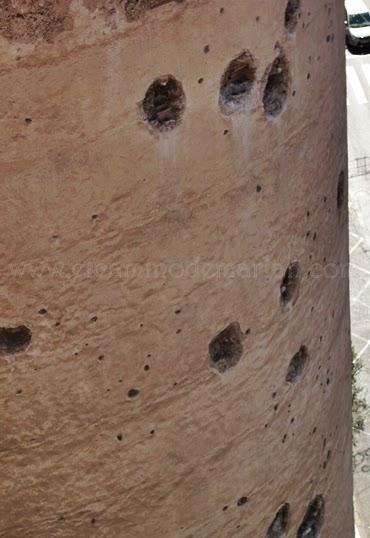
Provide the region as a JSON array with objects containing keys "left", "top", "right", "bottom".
[{"left": 0, "top": 0, "right": 353, "bottom": 536}]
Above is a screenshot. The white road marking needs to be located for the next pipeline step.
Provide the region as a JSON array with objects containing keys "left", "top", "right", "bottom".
[
  {"left": 347, "top": 66, "right": 368, "bottom": 104},
  {"left": 351, "top": 262, "right": 370, "bottom": 276},
  {"left": 351, "top": 237, "right": 364, "bottom": 254},
  {"left": 361, "top": 63, "right": 370, "bottom": 87},
  {"left": 358, "top": 340, "right": 370, "bottom": 358},
  {"left": 352, "top": 297, "right": 370, "bottom": 310},
  {"left": 353, "top": 279, "right": 370, "bottom": 303},
  {"left": 352, "top": 332, "right": 368, "bottom": 343},
  {"left": 351, "top": 232, "right": 361, "bottom": 239}
]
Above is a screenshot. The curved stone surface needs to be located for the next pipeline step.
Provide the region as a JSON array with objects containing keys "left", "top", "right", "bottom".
[{"left": 0, "top": 1, "right": 353, "bottom": 536}]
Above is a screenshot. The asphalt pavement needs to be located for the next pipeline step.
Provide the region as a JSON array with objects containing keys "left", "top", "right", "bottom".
[{"left": 346, "top": 4, "right": 370, "bottom": 535}]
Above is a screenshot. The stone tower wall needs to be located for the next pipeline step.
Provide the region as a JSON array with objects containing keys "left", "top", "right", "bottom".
[{"left": 0, "top": 1, "right": 353, "bottom": 536}]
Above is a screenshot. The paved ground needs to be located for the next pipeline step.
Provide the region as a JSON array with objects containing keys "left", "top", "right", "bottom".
[{"left": 346, "top": 7, "right": 370, "bottom": 535}]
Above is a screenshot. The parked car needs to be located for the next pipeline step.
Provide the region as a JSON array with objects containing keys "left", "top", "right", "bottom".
[{"left": 345, "top": 0, "right": 370, "bottom": 50}]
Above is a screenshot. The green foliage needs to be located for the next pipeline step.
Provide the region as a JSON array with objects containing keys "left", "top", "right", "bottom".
[{"left": 352, "top": 346, "right": 369, "bottom": 447}]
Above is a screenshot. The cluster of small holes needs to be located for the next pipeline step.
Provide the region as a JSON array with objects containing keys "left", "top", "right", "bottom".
[{"left": 141, "top": 7, "right": 297, "bottom": 132}]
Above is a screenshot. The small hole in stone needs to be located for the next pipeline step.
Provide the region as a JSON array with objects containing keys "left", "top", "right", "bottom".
[
  {"left": 285, "top": 0, "right": 300, "bottom": 33},
  {"left": 0, "top": 326, "right": 32, "bottom": 355},
  {"left": 204, "top": 44, "right": 210, "bottom": 53},
  {"left": 144, "top": 364, "right": 150, "bottom": 371},
  {"left": 209, "top": 322, "right": 244, "bottom": 373},
  {"left": 16, "top": 389, "right": 23, "bottom": 394},
  {"left": 25, "top": 117, "right": 32, "bottom": 124},
  {"left": 219, "top": 51, "right": 256, "bottom": 114},
  {"left": 337, "top": 171, "right": 345, "bottom": 209},
  {"left": 98, "top": 355, "right": 104, "bottom": 361},
  {"left": 176, "top": 328, "right": 182, "bottom": 334},
  {"left": 150, "top": 429, "right": 155, "bottom": 435},
  {"left": 297, "top": 495, "right": 325, "bottom": 538},
  {"left": 128, "top": 388, "right": 140, "bottom": 398},
  {"left": 263, "top": 47, "right": 290, "bottom": 118},
  {"left": 256, "top": 15, "right": 260, "bottom": 22},
  {"left": 38, "top": 308, "right": 47, "bottom": 315},
  {"left": 267, "top": 503, "right": 290, "bottom": 538},
  {"left": 286, "top": 345, "right": 308, "bottom": 383},
  {"left": 91, "top": 214, "right": 98, "bottom": 220},
  {"left": 91, "top": 316, "right": 98, "bottom": 323},
  {"left": 274, "top": 404, "right": 279, "bottom": 411},
  {"left": 220, "top": 7, "right": 224, "bottom": 14},
  {"left": 91, "top": 518, "right": 96, "bottom": 524},
  {"left": 282, "top": 434, "right": 287, "bottom": 443},
  {"left": 223, "top": 506, "right": 228, "bottom": 511},
  {"left": 237, "top": 496, "right": 248, "bottom": 506},
  {"left": 326, "top": 34, "right": 330, "bottom": 42},
  {"left": 117, "top": 434, "right": 123, "bottom": 441},
  {"left": 175, "top": 309, "right": 182, "bottom": 314},
  {"left": 142, "top": 75, "right": 185, "bottom": 132},
  {"left": 292, "top": 90, "right": 296, "bottom": 96},
  {"left": 280, "top": 261, "right": 300, "bottom": 306},
  {"left": 224, "top": 129, "right": 229, "bottom": 135},
  {"left": 198, "top": 77, "right": 204, "bottom": 84},
  {"left": 256, "top": 185, "right": 262, "bottom": 193}
]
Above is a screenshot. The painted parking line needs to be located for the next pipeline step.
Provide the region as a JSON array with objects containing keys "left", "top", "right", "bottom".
[
  {"left": 351, "top": 237, "right": 364, "bottom": 254},
  {"left": 352, "top": 332, "right": 368, "bottom": 343},
  {"left": 350, "top": 262, "right": 370, "bottom": 276},
  {"left": 362, "top": 63, "right": 370, "bottom": 87},
  {"left": 350, "top": 231, "right": 361, "bottom": 239},
  {"left": 347, "top": 66, "right": 368, "bottom": 104},
  {"left": 353, "top": 280, "right": 370, "bottom": 303},
  {"left": 358, "top": 341, "right": 370, "bottom": 358}
]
